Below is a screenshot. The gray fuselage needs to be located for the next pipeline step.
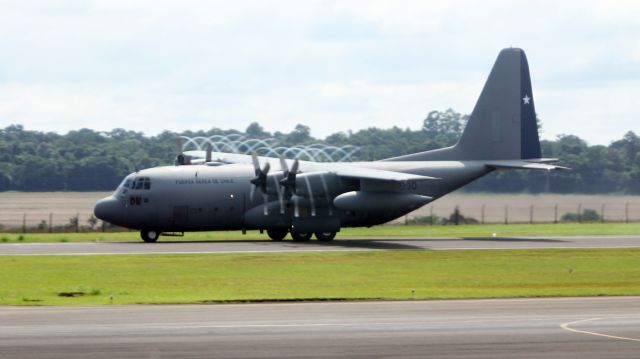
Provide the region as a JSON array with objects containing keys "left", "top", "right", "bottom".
[
  {"left": 94, "top": 48, "right": 559, "bottom": 240},
  {"left": 94, "top": 153, "right": 490, "bottom": 232}
]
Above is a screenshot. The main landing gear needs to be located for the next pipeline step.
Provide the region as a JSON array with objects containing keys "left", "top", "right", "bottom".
[
  {"left": 314, "top": 231, "right": 336, "bottom": 242},
  {"left": 266, "top": 228, "right": 337, "bottom": 241},
  {"left": 267, "top": 228, "right": 288, "bottom": 241},
  {"left": 140, "top": 229, "right": 160, "bottom": 243},
  {"left": 290, "top": 230, "right": 312, "bottom": 242}
]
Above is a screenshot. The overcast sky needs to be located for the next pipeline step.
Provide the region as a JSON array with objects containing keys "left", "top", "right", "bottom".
[{"left": 0, "top": 0, "right": 638, "bottom": 145}]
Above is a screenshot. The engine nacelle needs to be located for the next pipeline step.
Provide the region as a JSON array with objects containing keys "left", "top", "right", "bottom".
[
  {"left": 294, "top": 172, "right": 343, "bottom": 198},
  {"left": 333, "top": 191, "right": 431, "bottom": 212}
]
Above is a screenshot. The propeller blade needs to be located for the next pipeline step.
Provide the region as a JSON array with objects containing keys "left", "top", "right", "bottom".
[
  {"left": 279, "top": 155, "right": 288, "bottom": 173},
  {"left": 175, "top": 136, "right": 182, "bottom": 156},
  {"left": 249, "top": 177, "right": 261, "bottom": 187},
  {"left": 249, "top": 152, "right": 270, "bottom": 193},
  {"left": 272, "top": 175, "right": 285, "bottom": 214},
  {"left": 293, "top": 195, "right": 300, "bottom": 217},
  {"left": 279, "top": 158, "right": 299, "bottom": 197},
  {"left": 251, "top": 151, "right": 260, "bottom": 175},
  {"left": 263, "top": 192, "right": 269, "bottom": 216},
  {"left": 205, "top": 144, "right": 212, "bottom": 163},
  {"left": 175, "top": 135, "right": 185, "bottom": 166}
]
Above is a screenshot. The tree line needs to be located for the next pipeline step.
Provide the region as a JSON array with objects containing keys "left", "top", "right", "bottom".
[{"left": 1, "top": 109, "right": 638, "bottom": 194}]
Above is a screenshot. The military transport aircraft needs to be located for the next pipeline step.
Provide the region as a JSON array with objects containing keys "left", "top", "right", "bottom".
[{"left": 94, "top": 48, "right": 566, "bottom": 242}]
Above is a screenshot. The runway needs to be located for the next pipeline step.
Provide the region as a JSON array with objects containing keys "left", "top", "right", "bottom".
[
  {"left": 1, "top": 297, "right": 639, "bottom": 358},
  {"left": 0, "top": 235, "right": 639, "bottom": 255}
]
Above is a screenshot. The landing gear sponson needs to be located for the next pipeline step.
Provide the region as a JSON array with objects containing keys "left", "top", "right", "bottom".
[{"left": 140, "top": 228, "right": 336, "bottom": 243}]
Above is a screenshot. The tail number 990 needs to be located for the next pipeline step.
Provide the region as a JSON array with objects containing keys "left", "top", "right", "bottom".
[{"left": 399, "top": 180, "right": 417, "bottom": 191}]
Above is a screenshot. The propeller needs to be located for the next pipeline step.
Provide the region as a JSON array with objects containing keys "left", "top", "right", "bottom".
[
  {"left": 249, "top": 152, "right": 271, "bottom": 215},
  {"left": 279, "top": 155, "right": 299, "bottom": 198},
  {"left": 250, "top": 151, "right": 271, "bottom": 193}
]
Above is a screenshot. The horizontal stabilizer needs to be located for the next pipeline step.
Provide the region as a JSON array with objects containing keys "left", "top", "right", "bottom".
[{"left": 486, "top": 160, "right": 570, "bottom": 171}]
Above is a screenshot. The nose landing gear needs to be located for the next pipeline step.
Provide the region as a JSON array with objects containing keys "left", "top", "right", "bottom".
[{"left": 140, "top": 229, "right": 160, "bottom": 243}]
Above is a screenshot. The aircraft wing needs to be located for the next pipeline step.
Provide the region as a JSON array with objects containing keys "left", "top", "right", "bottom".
[
  {"left": 332, "top": 167, "right": 439, "bottom": 182},
  {"left": 486, "top": 160, "right": 570, "bottom": 171},
  {"left": 185, "top": 150, "right": 441, "bottom": 181}
]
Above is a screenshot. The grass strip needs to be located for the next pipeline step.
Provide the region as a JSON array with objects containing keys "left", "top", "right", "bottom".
[
  {"left": 1, "top": 222, "right": 639, "bottom": 243},
  {"left": 0, "top": 248, "right": 639, "bottom": 305}
]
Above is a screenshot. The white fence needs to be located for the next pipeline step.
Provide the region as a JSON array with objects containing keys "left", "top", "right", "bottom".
[{"left": 1, "top": 192, "right": 639, "bottom": 232}]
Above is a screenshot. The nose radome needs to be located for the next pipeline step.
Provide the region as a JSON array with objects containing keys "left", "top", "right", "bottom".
[{"left": 94, "top": 196, "right": 121, "bottom": 224}]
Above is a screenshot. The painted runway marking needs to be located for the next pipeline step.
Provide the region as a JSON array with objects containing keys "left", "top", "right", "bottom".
[
  {"left": 2, "top": 245, "right": 640, "bottom": 256},
  {"left": 560, "top": 318, "right": 640, "bottom": 343}
]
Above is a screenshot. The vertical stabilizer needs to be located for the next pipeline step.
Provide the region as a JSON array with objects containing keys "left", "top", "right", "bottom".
[
  {"left": 455, "top": 48, "right": 541, "bottom": 160},
  {"left": 385, "top": 48, "right": 542, "bottom": 161}
]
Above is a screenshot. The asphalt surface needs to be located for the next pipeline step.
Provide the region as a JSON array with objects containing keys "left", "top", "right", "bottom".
[
  {"left": 1, "top": 235, "right": 639, "bottom": 255},
  {"left": 1, "top": 297, "right": 639, "bottom": 358}
]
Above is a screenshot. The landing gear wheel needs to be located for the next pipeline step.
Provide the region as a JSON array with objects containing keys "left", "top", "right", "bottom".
[
  {"left": 291, "top": 231, "right": 312, "bottom": 242},
  {"left": 140, "top": 229, "right": 160, "bottom": 243},
  {"left": 267, "top": 228, "right": 288, "bottom": 241},
  {"left": 315, "top": 232, "right": 336, "bottom": 242}
]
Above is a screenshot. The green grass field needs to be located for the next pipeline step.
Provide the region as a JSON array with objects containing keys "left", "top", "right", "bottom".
[
  {"left": 1, "top": 222, "right": 639, "bottom": 243},
  {"left": 1, "top": 248, "right": 639, "bottom": 305}
]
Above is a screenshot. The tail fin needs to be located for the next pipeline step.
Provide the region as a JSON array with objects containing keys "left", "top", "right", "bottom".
[
  {"left": 456, "top": 47, "right": 541, "bottom": 160},
  {"left": 386, "top": 48, "right": 542, "bottom": 161}
]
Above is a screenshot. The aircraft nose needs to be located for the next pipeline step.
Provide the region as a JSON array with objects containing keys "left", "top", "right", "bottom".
[{"left": 94, "top": 196, "right": 121, "bottom": 224}]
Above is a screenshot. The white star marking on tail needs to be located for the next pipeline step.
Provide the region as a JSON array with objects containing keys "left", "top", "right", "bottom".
[{"left": 522, "top": 94, "right": 531, "bottom": 105}]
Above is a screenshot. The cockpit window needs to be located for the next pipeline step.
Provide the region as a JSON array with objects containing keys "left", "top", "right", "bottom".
[
  {"left": 114, "top": 175, "right": 134, "bottom": 197},
  {"left": 132, "top": 177, "right": 151, "bottom": 190}
]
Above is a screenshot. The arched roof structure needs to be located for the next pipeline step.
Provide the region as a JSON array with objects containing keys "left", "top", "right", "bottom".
[{"left": 180, "top": 135, "right": 359, "bottom": 162}]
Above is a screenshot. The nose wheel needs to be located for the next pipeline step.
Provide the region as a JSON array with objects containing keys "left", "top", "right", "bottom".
[{"left": 140, "top": 229, "right": 160, "bottom": 243}]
